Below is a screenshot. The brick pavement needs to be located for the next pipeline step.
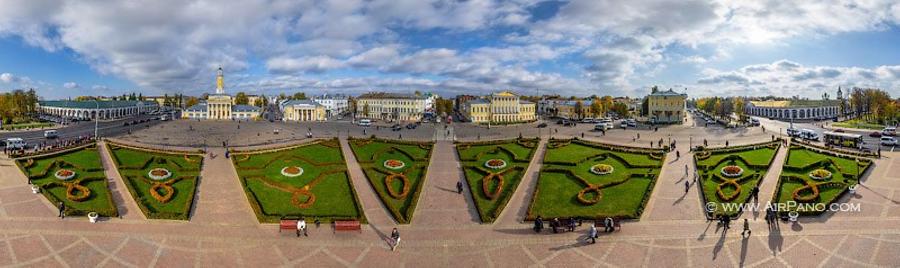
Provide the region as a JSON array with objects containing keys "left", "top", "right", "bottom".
[{"left": 0, "top": 131, "right": 897, "bottom": 267}]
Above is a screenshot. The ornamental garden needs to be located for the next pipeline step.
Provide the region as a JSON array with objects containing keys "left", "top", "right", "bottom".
[
  {"left": 15, "top": 143, "right": 118, "bottom": 217},
  {"left": 456, "top": 138, "right": 539, "bottom": 223},
  {"left": 106, "top": 142, "right": 203, "bottom": 220},
  {"left": 694, "top": 141, "right": 780, "bottom": 218},
  {"left": 231, "top": 138, "right": 365, "bottom": 223},
  {"left": 527, "top": 138, "right": 665, "bottom": 220},
  {"left": 772, "top": 143, "right": 873, "bottom": 216},
  {"left": 349, "top": 137, "right": 433, "bottom": 224}
]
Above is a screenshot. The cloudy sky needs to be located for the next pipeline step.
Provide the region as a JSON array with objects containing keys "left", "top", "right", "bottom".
[{"left": 1, "top": 0, "right": 900, "bottom": 99}]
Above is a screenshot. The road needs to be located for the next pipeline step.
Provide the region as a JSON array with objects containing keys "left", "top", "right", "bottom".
[
  {"left": 0, "top": 113, "right": 165, "bottom": 145},
  {"left": 751, "top": 116, "right": 890, "bottom": 151}
]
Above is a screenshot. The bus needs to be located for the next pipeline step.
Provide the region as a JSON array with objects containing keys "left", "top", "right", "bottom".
[
  {"left": 823, "top": 131, "right": 864, "bottom": 149},
  {"left": 5, "top": 138, "right": 26, "bottom": 150}
]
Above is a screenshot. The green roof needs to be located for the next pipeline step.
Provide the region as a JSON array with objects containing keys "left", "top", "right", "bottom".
[
  {"left": 38, "top": 100, "right": 158, "bottom": 109},
  {"left": 750, "top": 99, "right": 841, "bottom": 108}
]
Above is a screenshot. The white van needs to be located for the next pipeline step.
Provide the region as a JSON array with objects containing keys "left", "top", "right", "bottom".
[
  {"left": 881, "top": 136, "right": 898, "bottom": 146},
  {"left": 882, "top": 127, "right": 897, "bottom": 136},
  {"left": 44, "top": 130, "right": 58, "bottom": 139},
  {"left": 799, "top": 129, "right": 819, "bottom": 141},
  {"left": 358, "top": 119, "right": 372, "bottom": 127},
  {"left": 5, "top": 138, "right": 26, "bottom": 149},
  {"left": 594, "top": 123, "right": 608, "bottom": 131}
]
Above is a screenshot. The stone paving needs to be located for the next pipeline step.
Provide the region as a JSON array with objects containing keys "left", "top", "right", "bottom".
[{"left": 0, "top": 121, "right": 897, "bottom": 267}]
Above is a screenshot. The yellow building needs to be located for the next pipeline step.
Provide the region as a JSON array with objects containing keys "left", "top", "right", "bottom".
[
  {"left": 356, "top": 92, "right": 427, "bottom": 122},
  {"left": 281, "top": 100, "right": 326, "bottom": 121},
  {"left": 646, "top": 89, "right": 687, "bottom": 123},
  {"left": 462, "top": 91, "right": 536, "bottom": 124},
  {"left": 183, "top": 67, "right": 260, "bottom": 120}
]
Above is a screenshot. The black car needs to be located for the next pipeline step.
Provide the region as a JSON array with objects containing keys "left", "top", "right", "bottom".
[
  {"left": 391, "top": 124, "right": 402, "bottom": 131},
  {"left": 563, "top": 120, "right": 577, "bottom": 127},
  {"left": 556, "top": 119, "right": 565, "bottom": 125},
  {"left": 537, "top": 123, "right": 548, "bottom": 128},
  {"left": 406, "top": 124, "right": 417, "bottom": 129}
]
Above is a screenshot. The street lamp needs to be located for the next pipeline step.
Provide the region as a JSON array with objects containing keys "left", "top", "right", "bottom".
[{"left": 94, "top": 100, "right": 100, "bottom": 140}]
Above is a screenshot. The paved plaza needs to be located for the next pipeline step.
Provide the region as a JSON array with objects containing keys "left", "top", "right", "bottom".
[{"left": 0, "top": 116, "right": 898, "bottom": 267}]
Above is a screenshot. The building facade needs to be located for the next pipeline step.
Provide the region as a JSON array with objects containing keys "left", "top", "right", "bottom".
[
  {"left": 537, "top": 99, "right": 591, "bottom": 119},
  {"left": 647, "top": 89, "right": 687, "bottom": 123},
  {"left": 37, "top": 100, "right": 159, "bottom": 120},
  {"left": 462, "top": 91, "right": 536, "bottom": 124},
  {"left": 281, "top": 100, "right": 326, "bottom": 121},
  {"left": 355, "top": 92, "right": 428, "bottom": 122},
  {"left": 183, "top": 67, "right": 260, "bottom": 120},
  {"left": 311, "top": 94, "right": 349, "bottom": 117},
  {"left": 744, "top": 100, "right": 840, "bottom": 120}
]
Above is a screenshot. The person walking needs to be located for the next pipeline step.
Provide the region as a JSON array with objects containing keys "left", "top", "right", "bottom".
[
  {"left": 750, "top": 186, "right": 760, "bottom": 202},
  {"left": 684, "top": 179, "right": 690, "bottom": 193},
  {"left": 456, "top": 180, "right": 464, "bottom": 194},
  {"left": 390, "top": 228, "right": 401, "bottom": 251},
  {"left": 296, "top": 218, "right": 308, "bottom": 237},
  {"left": 568, "top": 218, "right": 577, "bottom": 232},
  {"left": 684, "top": 164, "right": 689, "bottom": 177},
  {"left": 765, "top": 208, "right": 773, "bottom": 230},
  {"left": 741, "top": 219, "right": 751, "bottom": 237},
  {"left": 588, "top": 223, "right": 598, "bottom": 244},
  {"left": 676, "top": 150, "right": 680, "bottom": 159},
  {"left": 57, "top": 202, "right": 66, "bottom": 219}
]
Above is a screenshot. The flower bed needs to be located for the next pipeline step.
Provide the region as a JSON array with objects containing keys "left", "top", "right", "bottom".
[
  {"left": 383, "top": 159, "right": 406, "bottom": 170},
  {"left": 54, "top": 169, "right": 76, "bottom": 180},
  {"left": 232, "top": 138, "right": 365, "bottom": 223},
  {"left": 280, "top": 166, "right": 304, "bottom": 177},
  {"left": 107, "top": 144, "right": 201, "bottom": 220},
  {"left": 773, "top": 145, "right": 874, "bottom": 217},
  {"left": 590, "top": 164, "right": 614, "bottom": 175},
  {"left": 720, "top": 165, "right": 744, "bottom": 178},
  {"left": 484, "top": 159, "right": 507, "bottom": 170},
  {"left": 14, "top": 145, "right": 118, "bottom": 217}
]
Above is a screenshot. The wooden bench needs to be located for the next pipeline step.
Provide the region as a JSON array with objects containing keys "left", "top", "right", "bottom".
[{"left": 333, "top": 220, "right": 361, "bottom": 233}]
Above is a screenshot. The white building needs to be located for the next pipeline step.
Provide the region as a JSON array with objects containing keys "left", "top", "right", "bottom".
[
  {"left": 37, "top": 100, "right": 159, "bottom": 120},
  {"left": 311, "top": 94, "right": 349, "bottom": 117},
  {"left": 356, "top": 92, "right": 428, "bottom": 122}
]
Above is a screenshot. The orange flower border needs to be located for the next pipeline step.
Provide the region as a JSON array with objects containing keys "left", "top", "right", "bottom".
[{"left": 385, "top": 173, "right": 411, "bottom": 199}]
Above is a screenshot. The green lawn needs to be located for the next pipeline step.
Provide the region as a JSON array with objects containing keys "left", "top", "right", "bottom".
[
  {"left": 232, "top": 138, "right": 365, "bottom": 223},
  {"left": 15, "top": 144, "right": 118, "bottom": 217},
  {"left": 832, "top": 119, "right": 885, "bottom": 130},
  {"left": 107, "top": 143, "right": 202, "bottom": 220},
  {"left": 694, "top": 142, "right": 780, "bottom": 218},
  {"left": 527, "top": 139, "right": 664, "bottom": 220},
  {"left": 1, "top": 122, "right": 53, "bottom": 131},
  {"left": 456, "top": 138, "right": 539, "bottom": 223},
  {"left": 773, "top": 145, "right": 873, "bottom": 216},
  {"left": 349, "top": 137, "right": 433, "bottom": 224}
]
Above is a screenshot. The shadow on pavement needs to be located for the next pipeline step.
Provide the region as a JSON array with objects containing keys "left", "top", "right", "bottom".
[{"left": 768, "top": 223, "right": 783, "bottom": 256}]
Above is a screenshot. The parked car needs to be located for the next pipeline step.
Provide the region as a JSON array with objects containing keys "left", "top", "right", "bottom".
[
  {"left": 883, "top": 127, "right": 897, "bottom": 136},
  {"left": 536, "top": 123, "right": 548, "bottom": 128},
  {"left": 594, "top": 123, "right": 608, "bottom": 131},
  {"left": 881, "top": 136, "right": 898, "bottom": 146},
  {"left": 563, "top": 120, "right": 577, "bottom": 127},
  {"left": 406, "top": 124, "right": 417, "bottom": 129},
  {"left": 581, "top": 117, "right": 594, "bottom": 123},
  {"left": 620, "top": 121, "right": 628, "bottom": 128},
  {"left": 869, "top": 131, "right": 882, "bottom": 138},
  {"left": 358, "top": 119, "right": 372, "bottom": 127}
]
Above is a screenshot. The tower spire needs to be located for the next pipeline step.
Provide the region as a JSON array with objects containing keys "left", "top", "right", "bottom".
[{"left": 215, "top": 66, "right": 225, "bottom": 94}]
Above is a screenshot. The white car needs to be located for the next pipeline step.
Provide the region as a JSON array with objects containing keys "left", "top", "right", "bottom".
[{"left": 881, "top": 136, "right": 898, "bottom": 146}]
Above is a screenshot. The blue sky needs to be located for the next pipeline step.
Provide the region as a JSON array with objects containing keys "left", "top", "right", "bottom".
[{"left": 1, "top": 0, "right": 900, "bottom": 100}]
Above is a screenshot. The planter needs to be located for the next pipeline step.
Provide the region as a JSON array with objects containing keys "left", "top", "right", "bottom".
[
  {"left": 720, "top": 165, "right": 743, "bottom": 178},
  {"left": 88, "top": 212, "right": 99, "bottom": 223},
  {"left": 808, "top": 169, "right": 832, "bottom": 181},
  {"left": 383, "top": 159, "right": 406, "bottom": 170},
  {"left": 54, "top": 169, "right": 76, "bottom": 180},
  {"left": 280, "top": 166, "right": 304, "bottom": 177},
  {"left": 590, "top": 164, "right": 614, "bottom": 175},
  {"left": 148, "top": 168, "right": 172, "bottom": 181},
  {"left": 31, "top": 185, "right": 40, "bottom": 194},
  {"left": 484, "top": 159, "right": 507, "bottom": 170},
  {"left": 788, "top": 211, "right": 799, "bottom": 222}
]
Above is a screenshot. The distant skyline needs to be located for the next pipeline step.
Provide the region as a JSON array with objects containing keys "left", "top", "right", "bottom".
[{"left": 1, "top": 0, "right": 900, "bottom": 99}]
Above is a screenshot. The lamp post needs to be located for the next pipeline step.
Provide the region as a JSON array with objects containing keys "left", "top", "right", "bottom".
[{"left": 94, "top": 100, "right": 100, "bottom": 140}]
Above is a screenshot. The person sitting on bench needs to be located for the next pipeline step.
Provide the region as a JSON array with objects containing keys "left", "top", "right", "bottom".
[{"left": 296, "top": 218, "right": 308, "bottom": 237}]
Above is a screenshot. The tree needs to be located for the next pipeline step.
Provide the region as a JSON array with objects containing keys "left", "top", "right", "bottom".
[
  {"left": 254, "top": 94, "right": 268, "bottom": 107},
  {"left": 589, "top": 100, "right": 603, "bottom": 117},
  {"left": 185, "top": 96, "right": 200, "bottom": 107},
  {"left": 362, "top": 103, "right": 370, "bottom": 117},
  {"left": 640, "top": 97, "right": 649, "bottom": 116},
  {"left": 600, "top": 96, "right": 614, "bottom": 115},
  {"left": 292, "top": 92, "right": 307, "bottom": 100},
  {"left": 574, "top": 100, "right": 584, "bottom": 119},
  {"left": 234, "top": 92, "right": 249, "bottom": 105},
  {"left": 611, "top": 102, "right": 629, "bottom": 118}
]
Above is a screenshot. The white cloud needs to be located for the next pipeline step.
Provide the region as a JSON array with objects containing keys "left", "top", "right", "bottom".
[
  {"left": 694, "top": 60, "right": 900, "bottom": 97},
  {"left": 63, "top": 82, "right": 78, "bottom": 89},
  {"left": 266, "top": 56, "right": 346, "bottom": 74},
  {"left": 0, "top": 73, "right": 17, "bottom": 83}
]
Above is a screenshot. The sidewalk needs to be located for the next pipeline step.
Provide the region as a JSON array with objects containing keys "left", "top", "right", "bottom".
[{"left": 412, "top": 140, "right": 480, "bottom": 226}]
